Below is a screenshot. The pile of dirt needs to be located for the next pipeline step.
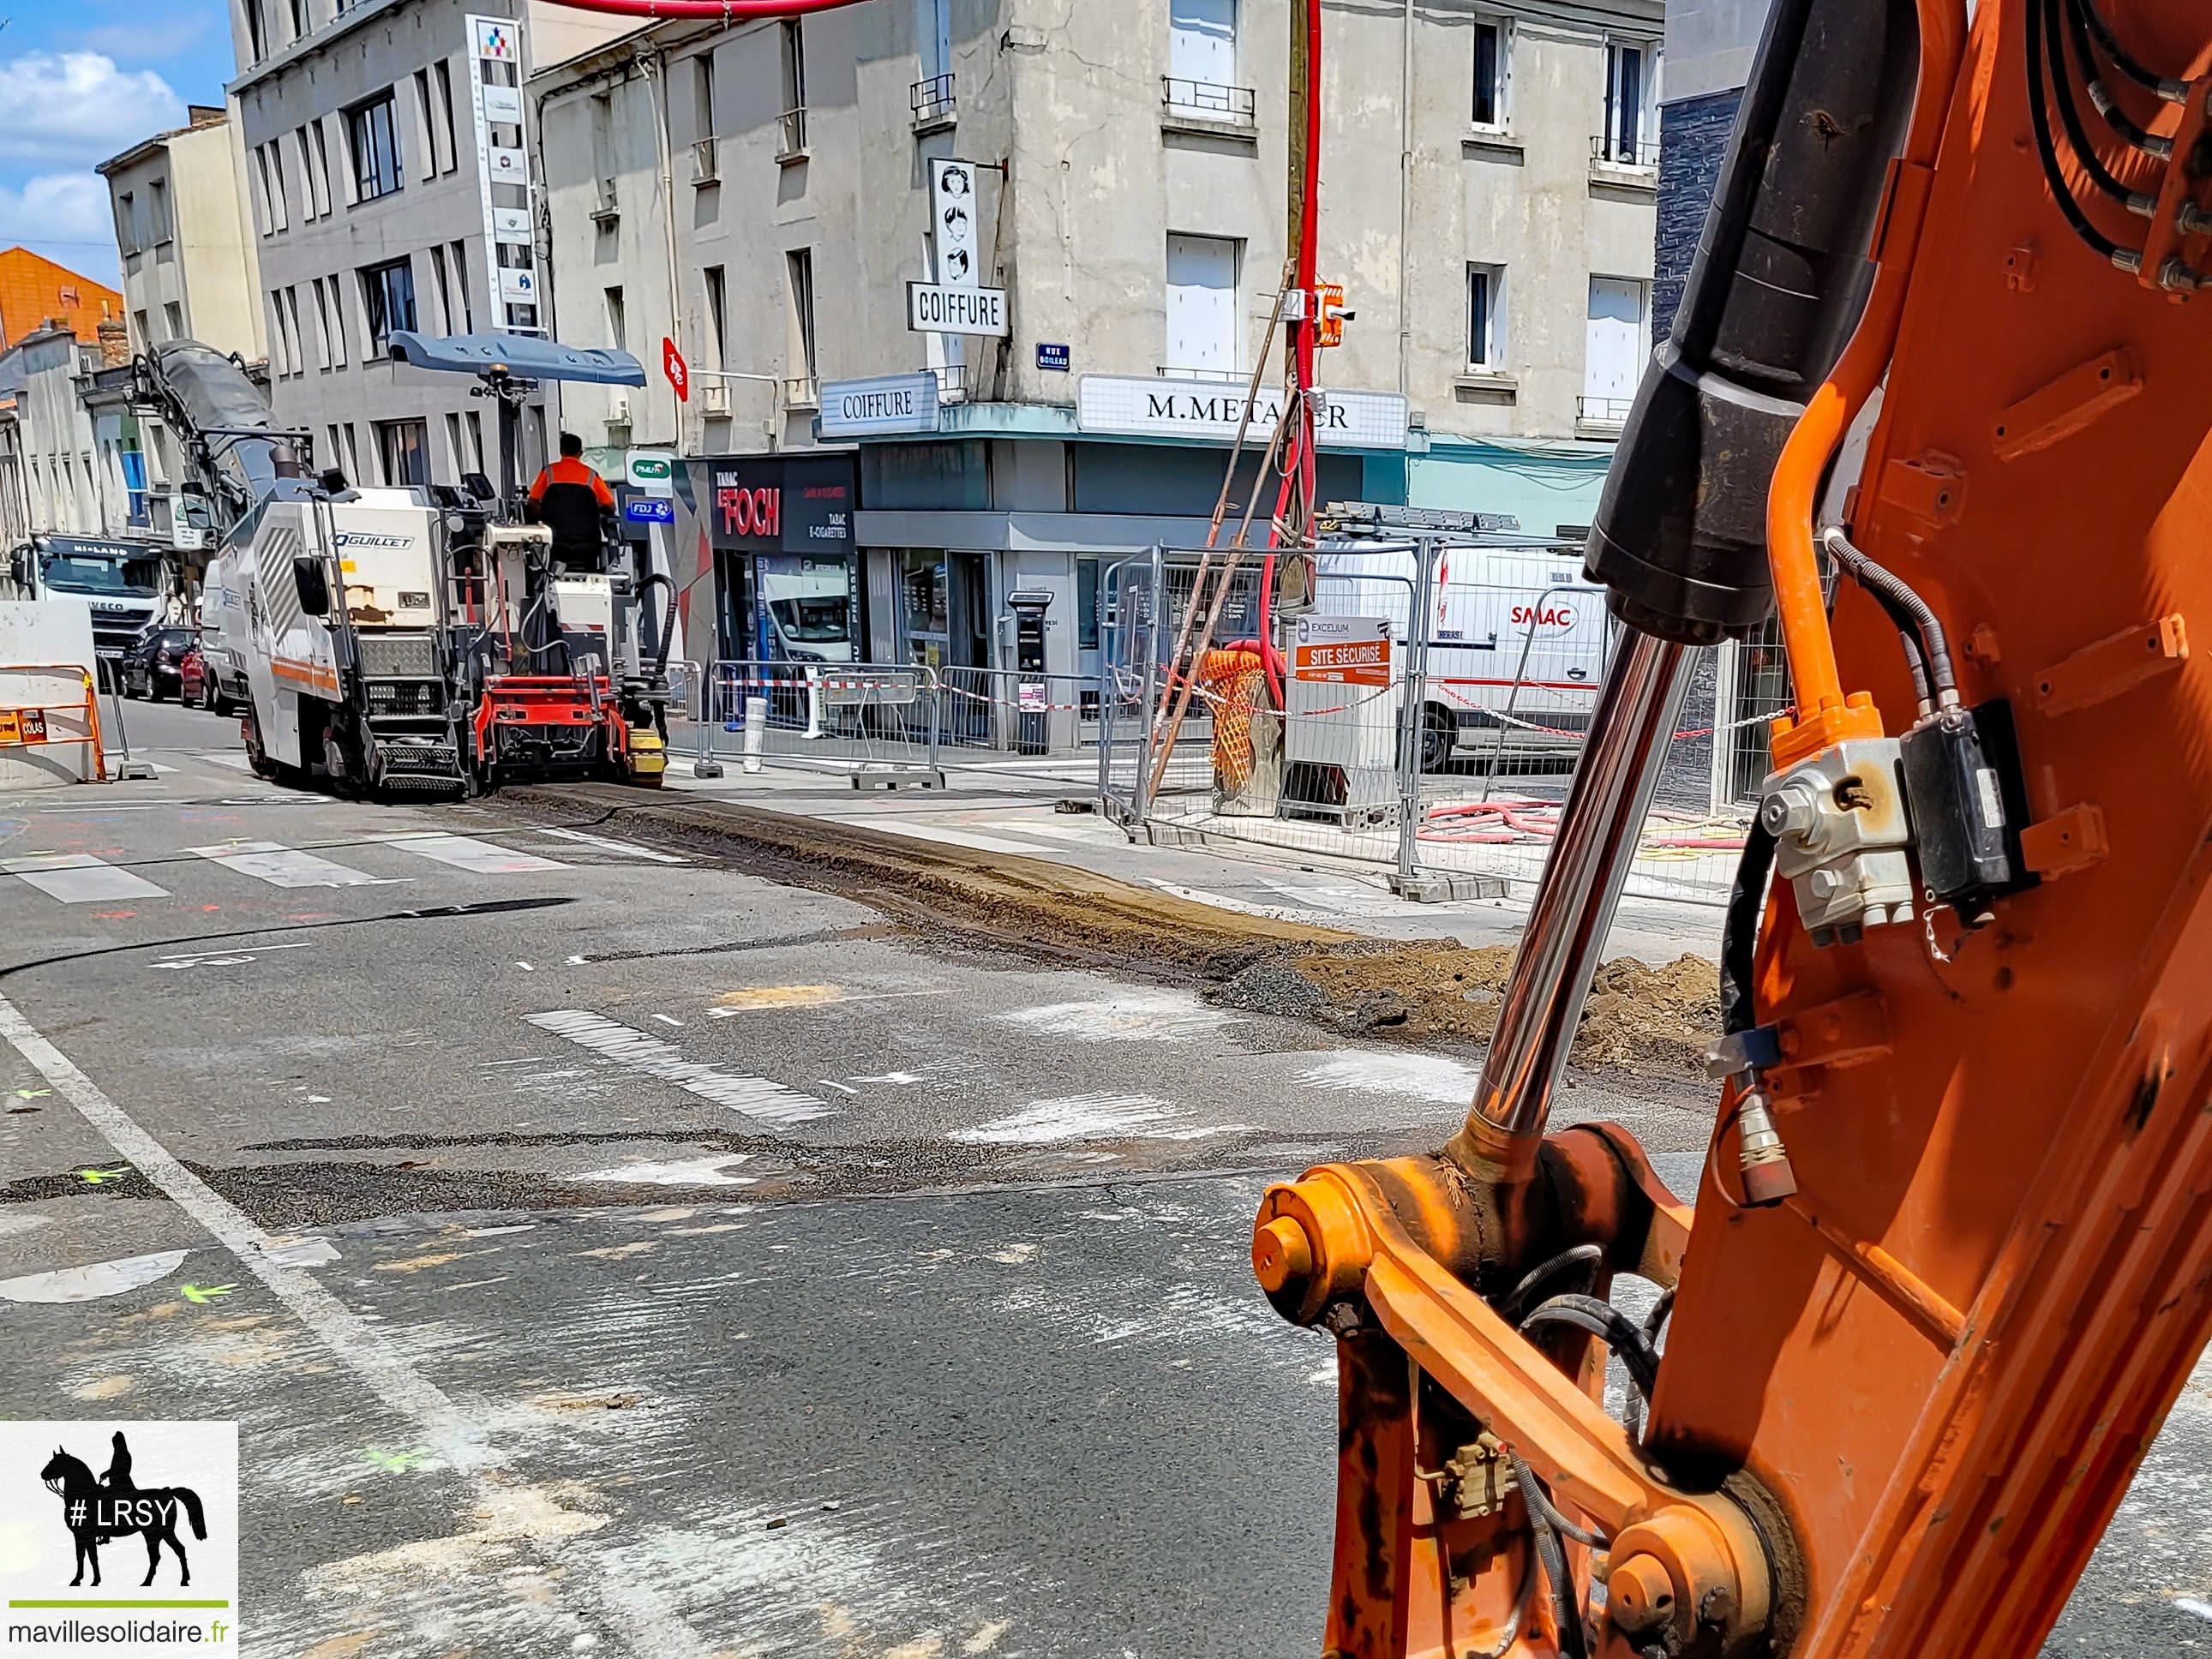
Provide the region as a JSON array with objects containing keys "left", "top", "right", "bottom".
[
  {"left": 504, "top": 786, "right": 1719, "bottom": 1078},
  {"left": 1214, "top": 943, "right": 1718, "bottom": 1076}
]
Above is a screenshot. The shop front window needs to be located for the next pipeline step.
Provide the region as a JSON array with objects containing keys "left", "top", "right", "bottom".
[{"left": 899, "top": 548, "right": 949, "bottom": 669}]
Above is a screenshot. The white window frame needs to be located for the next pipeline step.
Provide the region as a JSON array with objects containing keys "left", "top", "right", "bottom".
[
  {"left": 1164, "top": 231, "right": 1242, "bottom": 381},
  {"left": 1466, "top": 261, "right": 1506, "bottom": 372},
  {"left": 1168, "top": 0, "right": 1238, "bottom": 90},
  {"left": 1470, "top": 14, "right": 1512, "bottom": 132},
  {"left": 1602, "top": 40, "right": 1661, "bottom": 167}
]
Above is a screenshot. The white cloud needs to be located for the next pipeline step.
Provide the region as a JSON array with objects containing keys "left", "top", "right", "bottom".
[
  {"left": 0, "top": 174, "right": 121, "bottom": 284},
  {"left": 0, "top": 52, "right": 186, "bottom": 167}
]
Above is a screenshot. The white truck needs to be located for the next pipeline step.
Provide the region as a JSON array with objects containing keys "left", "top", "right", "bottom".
[
  {"left": 1316, "top": 541, "right": 1611, "bottom": 770},
  {"left": 2, "top": 534, "right": 166, "bottom": 678}
]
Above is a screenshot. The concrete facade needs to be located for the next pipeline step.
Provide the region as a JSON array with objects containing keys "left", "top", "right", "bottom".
[
  {"left": 536, "top": 0, "right": 1664, "bottom": 460},
  {"left": 1, "top": 331, "right": 108, "bottom": 537},
  {"left": 226, "top": 0, "right": 628, "bottom": 490},
  {"left": 99, "top": 108, "right": 268, "bottom": 363}
]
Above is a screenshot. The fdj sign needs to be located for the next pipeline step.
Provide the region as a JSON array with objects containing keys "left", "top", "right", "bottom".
[
  {"left": 717, "top": 484, "right": 781, "bottom": 539},
  {"left": 624, "top": 497, "right": 674, "bottom": 524}
]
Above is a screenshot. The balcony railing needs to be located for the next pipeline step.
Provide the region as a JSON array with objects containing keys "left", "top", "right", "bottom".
[
  {"left": 911, "top": 72, "right": 956, "bottom": 127},
  {"left": 1156, "top": 362, "right": 1247, "bottom": 383},
  {"left": 776, "top": 106, "right": 808, "bottom": 161},
  {"left": 1591, "top": 133, "right": 1659, "bottom": 169},
  {"left": 1162, "top": 75, "right": 1256, "bottom": 127},
  {"left": 1578, "top": 394, "right": 1634, "bottom": 428}
]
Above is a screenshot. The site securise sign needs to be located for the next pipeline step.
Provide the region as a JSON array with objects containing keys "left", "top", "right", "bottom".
[{"left": 1292, "top": 616, "right": 1393, "bottom": 687}]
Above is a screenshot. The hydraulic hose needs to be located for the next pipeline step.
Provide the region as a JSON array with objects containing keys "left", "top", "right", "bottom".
[
  {"left": 1506, "top": 1452, "right": 1609, "bottom": 1549},
  {"left": 1721, "top": 818, "right": 1778, "bottom": 1039},
  {"left": 2059, "top": 0, "right": 2173, "bottom": 158},
  {"left": 1520, "top": 1293, "right": 1662, "bottom": 1398},
  {"left": 1765, "top": 0, "right": 1967, "bottom": 720},
  {"left": 2041, "top": 0, "right": 2160, "bottom": 210},
  {"left": 634, "top": 570, "right": 678, "bottom": 679},
  {"left": 1526, "top": 1498, "right": 1587, "bottom": 1659},
  {"left": 2027, "top": 0, "right": 2134, "bottom": 264},
  {"left": 1498, "top": 1243, "right": 1604, "bottom": 1323},
  {"left": 1819, "top": 526, "right": 1954, "bottom": 703}
]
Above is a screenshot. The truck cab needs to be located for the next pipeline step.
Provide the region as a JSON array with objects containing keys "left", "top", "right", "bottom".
[{"left": 4, "top": 535, "right": 165, "bottom": 673}]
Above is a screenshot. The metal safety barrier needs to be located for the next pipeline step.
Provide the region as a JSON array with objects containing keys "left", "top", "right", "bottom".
[
  {"left": 1101, "top": 542, "right": 1759, "bottom": 907},
  {"left": 696, "top": 659, "right": 944, "bottom": 787}
]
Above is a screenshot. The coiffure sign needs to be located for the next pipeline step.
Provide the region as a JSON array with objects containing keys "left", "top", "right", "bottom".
[
  {"left": 818, "top": 373, "right": 941, "bottom": 439},
  {"left": 705, "top": 455, "right": 857, "bottom": 553}
]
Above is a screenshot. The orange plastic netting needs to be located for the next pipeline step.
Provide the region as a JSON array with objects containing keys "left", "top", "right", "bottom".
[{"left": 1197, "top": 647, "right": 1268, "bottom": 794}]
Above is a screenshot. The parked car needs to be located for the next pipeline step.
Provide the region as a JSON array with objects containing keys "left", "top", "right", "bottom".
[
  {"left": 120, "top": 624, "right": 195, "bottom": 701},
  {"left": 177, "top": 640, "right": 240, "bottom": 714}
]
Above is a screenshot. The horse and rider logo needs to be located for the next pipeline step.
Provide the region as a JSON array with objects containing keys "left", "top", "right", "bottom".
[{"left": 39, "top": 1431, "right": 210, "bottom": 1588}]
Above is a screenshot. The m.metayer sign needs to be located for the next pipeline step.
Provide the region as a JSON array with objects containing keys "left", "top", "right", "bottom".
[
  {"left": 1076, "top": 375, "right": 1410, "bottom": 450},
  {"left": 704, "top": 454, "right": 858, "bottom": 553}
]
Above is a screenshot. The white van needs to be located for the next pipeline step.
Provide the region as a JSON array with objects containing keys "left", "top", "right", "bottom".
[
  {"left": 196, "top": 549, "right": 252, "bottom": 710},
  {"left": 1316, "top": 542, "right": 1611, "bottom": 770}
]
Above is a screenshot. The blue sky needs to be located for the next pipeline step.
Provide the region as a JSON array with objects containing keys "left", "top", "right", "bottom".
[{"left": 0, "top": 0, "right": 237, "bottom": 287}]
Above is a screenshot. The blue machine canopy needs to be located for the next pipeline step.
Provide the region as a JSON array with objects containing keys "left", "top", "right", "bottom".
[{"left": 387, "top": 332, "right": 647, "bottom": 387}]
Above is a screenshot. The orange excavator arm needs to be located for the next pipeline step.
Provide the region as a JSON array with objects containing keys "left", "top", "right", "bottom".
[{"left": 1254, "top": 2, "right": 2212, "bottom": 1655}]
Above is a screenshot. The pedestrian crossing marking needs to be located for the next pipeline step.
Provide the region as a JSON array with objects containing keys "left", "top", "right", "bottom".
[
  {"left": 830, "top": 818, "right": 1046, "bottom": 857},
  {"left": 189, "top": 841, "right": 392, "bottom": 889},
  {"left": 528, "top": 826, "right": 688, "bottom": 864},
  {"left": 379, "top": 833, "right": 568, "bottom": 874},
  {"left": 525, "top": 1009, "right": 832, "bottom": 1128},
  {"left": 3, "top": 853, "right": 167, "bottom": 903}
]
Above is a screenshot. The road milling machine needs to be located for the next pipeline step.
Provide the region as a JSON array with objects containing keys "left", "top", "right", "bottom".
[
  {"left": 1248, "top": 0, "right": 2212, "bottom": 1656},
  {"left": 137, "top": 332, "right": 674, "bottom": 798}
]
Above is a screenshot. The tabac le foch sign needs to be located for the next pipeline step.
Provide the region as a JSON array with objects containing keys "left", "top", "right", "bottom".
[
  {"left": 704, "top": 455, "right": 858, "bottom": 554},
  {"left": 1076, "top": 375, "right": 1411, "bottom": 450}
]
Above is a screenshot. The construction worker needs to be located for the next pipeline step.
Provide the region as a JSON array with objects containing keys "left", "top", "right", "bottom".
[{"left": 525, "top": 433, "right": 617, "bottom": 569}]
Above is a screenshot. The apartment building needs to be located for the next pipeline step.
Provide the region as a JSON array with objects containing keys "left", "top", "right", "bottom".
[
  {"left": 226, "top": 0, "right": 625, "bottom": 490},
  {"left": 534, "top": 0, "right": 1662, "bottom": 673},
  {"left": 99, "top": 106, "right": 267, "bottom": 363}
]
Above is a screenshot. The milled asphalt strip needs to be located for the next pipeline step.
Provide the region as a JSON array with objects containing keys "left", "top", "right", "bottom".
[{"left": 0, "top": 988, "right": 710, "bottom": 1659}]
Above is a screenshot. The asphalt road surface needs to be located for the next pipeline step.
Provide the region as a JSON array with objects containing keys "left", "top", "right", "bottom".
[{"left": 2, "top": 698, "right": 2207, "bottom": 1656}]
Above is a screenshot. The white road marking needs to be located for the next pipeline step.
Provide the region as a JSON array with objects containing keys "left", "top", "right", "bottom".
[
  {"left": 952, "top": 1093, "right": 1256, "bottom": 1145},
  {"left": 1300, "top": 1050, "right": 1484, "bottom": 1107},
  {"left": 816, "top": 1079, "right": 860, "bottom": 1096},
  {"left": 566, "top": 1153, "right": 756, "bottom": 1187},
  {"left": 2178, "top": 1597, "right": 2212, "bottom": 1624},
  {"left": 829, "top": 818, "right": 1047, "bottom": 856},
  {"left": 704, "top": 987, "right": 950, "bottom": 1018},
  {"left": 0, "top": 987, "right": 713, "bottom": 1659},
  {"left": 1144, "top": 877, "right": 1323, "bottom": 923},
  {"left": 4, "top": 853, "right": 167, "bottom": 903},
  {"left": 152, "top": 941, "right": 314, "bottom": 971},
  {"left": 1002, "top": 989, "right": 1235, "bottom": 1044},
  {"left": 650, "top": 1013, "right": 684, "bottom": 1027},
  {"left": 525, "top": 1009, "right": 833, "bottom": 1127},
  {"left": 0, "top": 1248, "right": 189, "bottom": 1303},
  {"left": 381, "top": 832, "right": 568, "bottom": 874},
  {"left": 530, "top": 826, "right": 688, "bottom": 864},
  {"left": 189, "top": 839, "right": 390, "bottom": 888},
  {"left": 976, "top": 818, "right": 1119, "bottom": 842},
  {"left": 197, "top": 751, "right": 254, "bottom": 772}
]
